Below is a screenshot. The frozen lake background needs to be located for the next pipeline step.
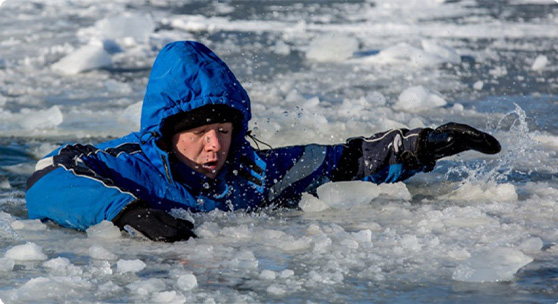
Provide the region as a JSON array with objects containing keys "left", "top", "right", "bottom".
[{"left": 1, "top": 0, "right": 558, "bottom": 302}]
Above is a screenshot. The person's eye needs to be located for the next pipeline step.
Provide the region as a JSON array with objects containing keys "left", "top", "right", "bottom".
[
  {"left": 218, "top": 128, "right": 230, "bottom": 134},
  {"left": 192, "top": 129, "right": 205, "bottom": 135}
]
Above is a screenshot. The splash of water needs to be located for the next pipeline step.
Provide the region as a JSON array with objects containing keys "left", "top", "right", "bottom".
[{"left": 444, "top": 104, "right": 537, "bottom": 199}]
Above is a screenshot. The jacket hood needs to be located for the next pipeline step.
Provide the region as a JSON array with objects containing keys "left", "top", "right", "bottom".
[{"left": 140, "top": 41, "right": 251, "bottom": 137}]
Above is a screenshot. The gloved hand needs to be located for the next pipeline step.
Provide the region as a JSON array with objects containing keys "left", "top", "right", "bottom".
[
  {"left": 332, "top": 122, "right": 501, "bottom": 182},
  {"left": 112, "top": 200, "right": 196, "bottom": 242},
  {"left": 416, "top": 122, "right": 501, "bottom": 168}
]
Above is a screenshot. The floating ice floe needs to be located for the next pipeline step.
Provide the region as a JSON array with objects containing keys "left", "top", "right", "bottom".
[
  {"left": 126, "top": 278, "right": 165, "bottom": 296},
  {"left": 11, "top": 219, "right": 47, "bottom": 231},
  {"left": 299, "top": 181, "right": 411, "bottom": 212},
  {"left": 531, "top": 55, "right": 548, "bottom": 71},
  {"left": 86, "top": 220, "right": 122, "bottom": 239},
  {"left": 43, "top": 257, "right": 83, "bottom": 277},
  {"left": 0, "top": 178, "right": 11, "bottom": 189},
  {"left": 393, "top": 86, "right": 447, "bottom": 112},
  {"left": 51, "top": 45, "right": 112, "bottom": 75},
  {"left": 443, "top": 182, "right": 518, "bottom": 202},
  {"left": 5, "top": 242, "right": 47, "bottom": 261},
  {"left": 88, "top": 244, "right": 118, "bottom": 260},
  {"left": 306, "top": 34, "right": 359, "bottom": 62},
  {"left": 117, "top": 259, "right": 146, "bottom": 274},
  {"left": 0, "top": 257, "right": 15, "bottom": 272},
  {"left": 95, "top": 13, "right": 154, "bottom": 44},
  {"left": 177, "top": 273, "right": 198, "bottom": 291},
  {"left": 18, "top": 106, "right": 63, "bottom": 131},
  {"left": 452, "top": 247, "right": 533, "bottom": 282},
  {"left": 355, "top": 41, "right": 461, "bottom": 67}
]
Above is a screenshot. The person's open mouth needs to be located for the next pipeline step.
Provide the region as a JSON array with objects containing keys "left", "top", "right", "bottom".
[{"left": 201, "top": 161, "right": 218, "bottom": 171}]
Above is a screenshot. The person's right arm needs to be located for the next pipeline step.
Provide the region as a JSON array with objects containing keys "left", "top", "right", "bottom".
[{"left": 26, "top": 142, "right": 195, "bottom": 242}]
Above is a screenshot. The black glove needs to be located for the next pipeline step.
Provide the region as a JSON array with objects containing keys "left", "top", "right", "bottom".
[
  {"left": 332, "top": 122, "right": 501, "bottom": 181},
  {"left": 416, "top": 122, "right": 501, "bottom": 168},
  {"left": 112, "top": 200, "right": 196, "bottom": 242}
]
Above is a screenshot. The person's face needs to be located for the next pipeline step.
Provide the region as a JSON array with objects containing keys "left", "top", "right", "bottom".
[{"left": 171, "top": 122, "right": 233, "bottom": 179}]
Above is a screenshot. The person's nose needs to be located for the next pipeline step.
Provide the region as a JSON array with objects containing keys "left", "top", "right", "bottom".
[{"left": 204, "top": 130, "right": 222, "bottom": 152}]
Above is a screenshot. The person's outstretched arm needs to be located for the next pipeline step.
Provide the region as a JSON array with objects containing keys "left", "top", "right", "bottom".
[{"left": 259, "top": 122, "right": 500, "bottom": 206}]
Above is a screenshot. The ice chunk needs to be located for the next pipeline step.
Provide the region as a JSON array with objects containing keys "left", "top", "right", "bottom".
[
  {"left": 306, "top": 34, "right": 359, "bottom": 62},
  {"left": 13, "top": 277, "right": 58, "bottom": 301},
  {"left": 273, "top": 40, "right": 291, "bottom": 55},
  {"left": 267, "top": 284, "right": 286, "bottom": 296},
  {"left": 316, "top": 181, "right": 380, "bottom": 209},
  {"left": 96, "top": 13, "right": 154, "bottom": 43},
  {"left": 88, "top": 244, "right": 117, "bottom": 260},
  {"left": 421, "top": 40, "right": 461, "bottom": 64},
  {"left": 279, "top": 236, "right": 312, "bottom": 251},
  {"left": 400, "top": 235, "right": 421, "bottom": 252},
  {"left": 51, "top": 45, "right": 112, "bottom": 75},
  {"left": 531, "top": 55, "right": 548, "bottom": 71},
  {"left": 393, "top": 86, "right": 447, "bottom": 112},
  {"left": 117, "top": 259, "right": 146, "bottom": 274},
  {"left": 18, "top": 106, "right": 63, "bottom": 131},
  {"left": 88, "top": 260, "right": 113, "bottom": 277},
  {"left": 340, "top": 239, "right": 359, "bottom": 250},
  {"left": 127, "top": 278, "right": 165, "bottom": 296},
  {"left": 177, "top": 273, "right": 198, "bottom": 291},
  {"left": 519, "top": 237, "right": 543, "bottom": 252},
  {"left": 0, "top": 257, "right": 15, "bottom": 271},
  {"left": 376, "top": 182, "right": 412, "bottom": 201},
  {"left": 95, "top": 281, "right": 122, "bottom": 297},
  {"left": 260, "top": 269, "right": 277, "bottom": 280},
  {"left": 104, "top": 79, "right": 132, "bottom": 94},
  {"left": 473, "top": 80, "right": 484, "bottom": 90},
  {"left": 228, "top": 250, "right": 258, "bottom": 269},
  {"left": 43, "top": 257, "right": 82, "bottom": 276},
  {"left": 11, "top": 219, "right": 47, "bottom": 231},
  {"left": 532, "top": 134, "right": 558, "bottom": 149},
  {"left": 86, "top": 220, "right": 122, "bottom": 239},
  {"left": 279, "top": 269, "right": 294, "bottom": 279},
  {"left": 220, "top": 224, "right": 253, "bottom": 240},
  {"left": 298, "top": 192, "right": 330, "bottom": 213},
  {"left": 151, "top": 291, "right": 185, "bottom": 303},
  {"left": 0, "top": 177, "right": 10, "bottom": 189},
  {"left": 444, "top": 182, "right": 518, "bottom": 202},
  {"left": 5, "top": 242, "right": 47, "bottom": 261},
  {"left": 452, "top": 247, "right": 533, "bottom": 282},
  {"left": 363, "top": 42, "right": 458, "bottom": 67},
  {"left": 351, "top": 229, "right": 372, "bottom": 243}
]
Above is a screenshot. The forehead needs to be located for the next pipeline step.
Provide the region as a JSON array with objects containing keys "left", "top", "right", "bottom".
[{"left": 183, "top": 122, "right": 233, "bottom": 132}]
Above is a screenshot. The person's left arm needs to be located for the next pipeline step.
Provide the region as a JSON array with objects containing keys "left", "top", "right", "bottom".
[{"left": 258, "top": 123, "right": 500, "bottom": 206}]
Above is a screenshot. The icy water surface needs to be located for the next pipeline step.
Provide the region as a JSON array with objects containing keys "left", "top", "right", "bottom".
[{"left": 1, "top": 0, "right": 558, "bottom": 303}]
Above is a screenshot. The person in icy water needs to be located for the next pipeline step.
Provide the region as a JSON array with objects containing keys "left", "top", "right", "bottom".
[{"left": 25, "top": 41, "right": 501, "bottom": 242}]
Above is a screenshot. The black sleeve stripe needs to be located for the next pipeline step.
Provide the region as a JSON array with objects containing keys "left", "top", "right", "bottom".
[
  {"left": 26, "top": 164, "right": 57, "bottom": 190},
  {"left": 27, "top": 143, "right": 142, "bottom": 191},
  {"left": 237, "top": 169, "right": 263, "bottom": 187},
  {"left": 239, "top": 155, "right": 264, "bottom": 175},
  {"left": 105, "top": 143, "right": 142, "bottom": 157}
]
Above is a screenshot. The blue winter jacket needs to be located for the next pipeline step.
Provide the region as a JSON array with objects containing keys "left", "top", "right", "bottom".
[{"left": 26, "top": 41, "right": 427, "bottom": 231}]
